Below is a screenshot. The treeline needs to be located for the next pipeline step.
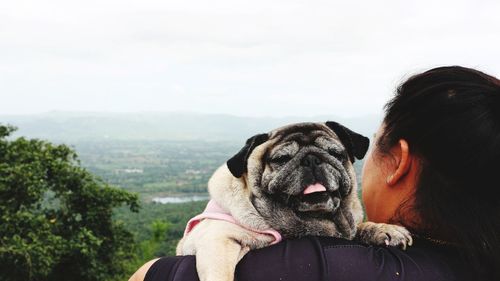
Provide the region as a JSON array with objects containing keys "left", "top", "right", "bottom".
[
  {"left": 0, "top": 125, "right": 139, "bottom": 281},
  {"left": 0, "top": 125, "right": 205, "bottom": 281}
]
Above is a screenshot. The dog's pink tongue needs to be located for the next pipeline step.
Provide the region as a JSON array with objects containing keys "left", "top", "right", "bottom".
[{"left": 303, "top": 183, "right": 327, "bottom": 195}]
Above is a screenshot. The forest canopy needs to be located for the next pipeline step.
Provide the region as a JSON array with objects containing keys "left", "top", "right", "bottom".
[{"left": 0, "top": 124, "right": 139, "bottom": 281}]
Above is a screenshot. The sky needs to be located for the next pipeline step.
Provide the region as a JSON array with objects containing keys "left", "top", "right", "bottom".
[{"left": 1, "top": 0, "right": 499, "bottom": 117}]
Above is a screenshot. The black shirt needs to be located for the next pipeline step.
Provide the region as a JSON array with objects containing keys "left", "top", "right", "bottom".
[{"left": 145, "top": 237, "right": 474, "bottom": 281}]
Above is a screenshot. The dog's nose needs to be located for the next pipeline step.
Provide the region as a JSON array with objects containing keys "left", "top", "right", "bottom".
[{"left": 300, "top": 154, "right": 322, "bottom": 168}]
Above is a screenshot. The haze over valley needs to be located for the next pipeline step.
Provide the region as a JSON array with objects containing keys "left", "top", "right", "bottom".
[{"left": 2, "top": 111, "right": 377, "bottom": 201}]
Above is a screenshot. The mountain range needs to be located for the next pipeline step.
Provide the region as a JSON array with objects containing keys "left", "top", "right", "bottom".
[{"left": 1, "top": 111, "right": 381, "bottom": 142}]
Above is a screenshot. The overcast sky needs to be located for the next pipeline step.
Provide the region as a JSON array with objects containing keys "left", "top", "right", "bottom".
[{"left": 1, "top": 0, "right": 499, "bottom": 117}]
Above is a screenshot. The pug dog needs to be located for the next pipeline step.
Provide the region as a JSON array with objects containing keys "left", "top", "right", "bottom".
[{"left": 176, "top": 121, "right": 412, "bottom": 281}]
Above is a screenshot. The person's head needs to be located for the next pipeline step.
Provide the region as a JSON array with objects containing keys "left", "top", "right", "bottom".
[{"left": 361, "top": 66, "right": 500, "bottom": 278}]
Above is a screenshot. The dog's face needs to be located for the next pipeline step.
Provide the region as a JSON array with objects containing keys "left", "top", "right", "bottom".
[
  {"left": 227, "top": 122, "right": 369, "bottom": 239},
  {"left": 263, "top": 124, "right": 355, "bottom": 214}
]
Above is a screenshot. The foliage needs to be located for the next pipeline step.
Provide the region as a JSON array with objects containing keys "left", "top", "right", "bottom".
[
  {"left": 0, "top": 124, "right": 139, "bottom": 281},
  {"left": 115, "top": 200, "right": 207, "bottom": 258},
  {"left": 122, "top": 219, "right": 172, "bottom": 276},
  {"left": 118, "top": 201, "right": 207, "bottom": 278}
]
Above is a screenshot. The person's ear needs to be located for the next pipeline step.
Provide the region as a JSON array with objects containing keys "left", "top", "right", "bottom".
[
  {"left": 386, "top": 139, "right": 412, "bottom": 186},
  {"left": 226, "top": 133, "right": 269, "bottom": 178}
]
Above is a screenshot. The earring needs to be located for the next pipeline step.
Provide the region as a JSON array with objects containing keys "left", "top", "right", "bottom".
[{"left": 386, "top": 175, "right": 393, "bottom": 184}]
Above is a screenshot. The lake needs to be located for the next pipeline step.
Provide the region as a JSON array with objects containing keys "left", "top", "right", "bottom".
[{"left": 152, "top": 195, "right": 209, "bottom": 204}]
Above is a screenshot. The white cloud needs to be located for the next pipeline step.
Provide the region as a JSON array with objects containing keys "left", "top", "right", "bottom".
[{"left": 1, "top": 0, "right": 499, "bottom": 117}]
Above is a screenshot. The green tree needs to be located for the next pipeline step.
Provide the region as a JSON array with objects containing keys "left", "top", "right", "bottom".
[
  {"left": 120, "top": 219, "right": 170, "bottom": 277},
  {"left": 0, "top": 125, "right": 140, "bottom": 281}
]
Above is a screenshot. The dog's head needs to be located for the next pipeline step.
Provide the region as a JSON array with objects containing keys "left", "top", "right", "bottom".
[{"left": 226, "top": 121, "right": 369, "bottom": 238}]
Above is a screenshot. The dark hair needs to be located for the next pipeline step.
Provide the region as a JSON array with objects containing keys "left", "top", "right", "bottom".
[{"left": 378, "top": 66, "right": 500, "bottom": 279}]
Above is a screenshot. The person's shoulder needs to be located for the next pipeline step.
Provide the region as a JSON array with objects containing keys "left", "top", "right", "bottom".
[
  {"left": 322, "top": 236, "right": 470, "bottom": 278},
  {"left": 238, "top": 236, "right": 470, "bottom": 281},
  {"left": 130, "top": 255, "right": 199, "bottom": 281},
  {"left": 128, "top": 237, "right": 471, "bottom": 281},
  {"left": 128, "top": 258, "right": 160, "bottom": 281}
]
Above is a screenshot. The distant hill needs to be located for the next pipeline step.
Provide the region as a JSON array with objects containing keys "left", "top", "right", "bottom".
[{"left": 0, "top": 111, "right": 381, "bottom": 142}]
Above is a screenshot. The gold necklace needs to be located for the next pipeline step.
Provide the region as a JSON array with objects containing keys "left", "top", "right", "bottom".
[{"left": 415, "top": 234, "right": 455, "bottom": 246}]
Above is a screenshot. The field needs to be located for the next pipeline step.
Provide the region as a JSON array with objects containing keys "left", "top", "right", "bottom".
[{"left": 74, "top": 140, "right": 241, "bottom": 199}]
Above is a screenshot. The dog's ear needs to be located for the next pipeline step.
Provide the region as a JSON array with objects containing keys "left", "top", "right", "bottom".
[
  {"left": 325, "top": 121, "right": 370, "bottom": 162},
  {"left": 227, "top": 133, "right": 269, "bottom": 178}
]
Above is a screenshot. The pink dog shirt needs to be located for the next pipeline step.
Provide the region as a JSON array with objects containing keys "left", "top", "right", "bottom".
[{"left": 183, "top": 200, "right": 283, "bottom": 245}]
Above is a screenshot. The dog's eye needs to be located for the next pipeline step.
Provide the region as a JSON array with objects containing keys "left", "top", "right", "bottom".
[
  {"left": 328, "top": 149, "right": 346, "bottom": 161},
  {"left": 271, "top": 155, "right": 292, "bottom": 164}
]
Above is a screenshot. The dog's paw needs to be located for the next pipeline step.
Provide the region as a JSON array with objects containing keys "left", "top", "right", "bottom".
[{"left": 356, "top": 222, "right": 413, "bottom": 250}]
